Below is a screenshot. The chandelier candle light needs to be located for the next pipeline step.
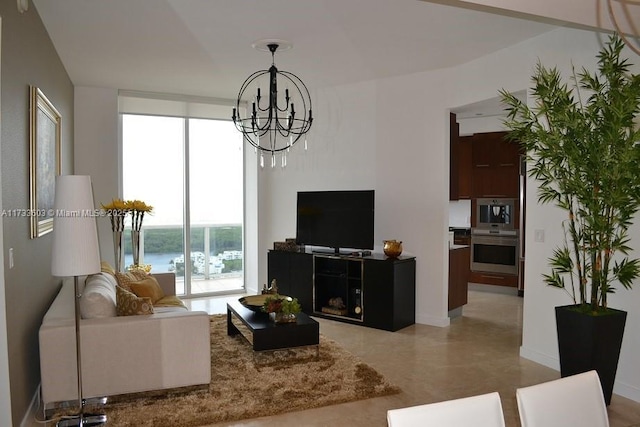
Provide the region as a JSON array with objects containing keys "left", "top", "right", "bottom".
[{"left": 232, "top": 39, "right": 313, "bottom": 168}]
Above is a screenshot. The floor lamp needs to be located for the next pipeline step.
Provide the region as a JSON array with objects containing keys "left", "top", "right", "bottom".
[{"left": 51, "top": 175, "right": 105, "bottom": 426}]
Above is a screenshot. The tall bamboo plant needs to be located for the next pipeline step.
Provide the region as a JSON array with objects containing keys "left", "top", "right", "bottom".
[{"left": 500, "top": 34, "right": 640, "bottom": 313}]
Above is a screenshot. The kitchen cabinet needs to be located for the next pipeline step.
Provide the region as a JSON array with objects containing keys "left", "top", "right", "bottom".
[
  {"left": 450, "top": 113, "right": 461, "bottom": 200},
  {"left": 471, "top": 132, "right": 521, "bottom": 198},
  {"left": 469, "top": 270, "right": 518, "bottom": 288},
  {"left": 449, "top": 115, "right": 472, "bottom": 200},
  {"left": 449, "top": 246, "right": 470, "bottom": 310}
]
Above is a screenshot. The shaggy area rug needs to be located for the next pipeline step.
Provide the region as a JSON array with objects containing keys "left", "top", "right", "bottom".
[{"left": 72, "top": 314, "right": 400, "bottom": 426}]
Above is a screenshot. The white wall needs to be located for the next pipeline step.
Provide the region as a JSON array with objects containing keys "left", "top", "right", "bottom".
[
  {"left": 451, "top": 27, "right": 640, "bottom": 402},
  {"left": 74, "top": 87, "right": 120, "bottom": 260},
  {"left": 259, "top": 71, "right": 453, "bottom": 326},
  {"left": 0, "top": 15, "right": 13, "bottom": 427}
]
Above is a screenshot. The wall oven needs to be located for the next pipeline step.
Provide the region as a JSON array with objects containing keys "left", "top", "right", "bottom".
[
  {"left": 476, "top": 198, "right": 515, "bottom": 230},
  {"left": 471, "top": 228, "right": 519, "bottom": 276}
]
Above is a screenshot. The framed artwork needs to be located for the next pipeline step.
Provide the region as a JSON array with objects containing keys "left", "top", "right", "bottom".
[{"left": 29, "top": 86, "right": 61, "bottom": 239}]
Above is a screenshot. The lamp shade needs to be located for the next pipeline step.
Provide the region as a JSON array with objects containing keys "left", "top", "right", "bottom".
[{"left": 51, "top": 175, "right": 101, "bottom": 277}]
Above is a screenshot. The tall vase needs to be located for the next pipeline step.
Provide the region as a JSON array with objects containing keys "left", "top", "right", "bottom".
[
  {"left": 131, "top": 230, "right": 140, "bottom": 266},
  {"left": 113, "top": 231, "right": 124, "bottom": 272}
]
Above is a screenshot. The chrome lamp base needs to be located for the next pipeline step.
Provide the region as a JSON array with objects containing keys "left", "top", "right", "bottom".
[{"left": 56, "top": 413, "right": 106, "bottom": 427}]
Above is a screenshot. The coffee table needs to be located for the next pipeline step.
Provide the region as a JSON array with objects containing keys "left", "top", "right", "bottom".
[{"left": 227, "top": 300, "right": 319, "bottom": 354}]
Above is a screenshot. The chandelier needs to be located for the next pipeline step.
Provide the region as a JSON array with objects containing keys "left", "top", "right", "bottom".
[
  {"left": 232, "top": 40, "right": 313, "bottom": 168},
  {"left": 607, "top": 0, "right": 640, "bottom": 55}
]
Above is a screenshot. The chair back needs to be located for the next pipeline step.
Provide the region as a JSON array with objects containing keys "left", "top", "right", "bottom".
[
  {"left": 387, "top": 391, "right": 505, "bottom": 427},
  {"left": 516, "top": 370, "right": 610, "bottom": 427}
]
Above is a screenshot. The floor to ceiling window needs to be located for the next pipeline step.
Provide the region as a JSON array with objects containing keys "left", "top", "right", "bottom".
[{"left": 121, "top": 108, "right": 244, "bottom": 297}]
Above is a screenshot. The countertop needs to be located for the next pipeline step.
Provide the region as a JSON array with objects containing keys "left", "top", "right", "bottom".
[{"left": 449, "top": 244, "right": 469, "bottom": 250}]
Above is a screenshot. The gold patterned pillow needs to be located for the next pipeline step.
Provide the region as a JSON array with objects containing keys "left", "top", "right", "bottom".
[
  {"left": 100, "top": 261, "right": 116, "bottom": 276},
  {"left": 116, "top": 286, "right": 154, "bottom": 316},
  {"left": 114, "top": 270, "right": 148, "bottom": 292},
  {"left": 129, "top": 276, "right": 165, "bottom": 303}
]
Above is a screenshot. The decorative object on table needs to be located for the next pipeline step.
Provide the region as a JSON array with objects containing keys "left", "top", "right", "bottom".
[
  {"left": 321, "top": 296, "right": 348, "bottom": 316},
  {"left": 501, "top": 34, "right": 640, "bottom": 405},
  {"left": 232, "top": 39, "right": 313, "bottom": 169},
  {"left": 102, "top": 199, "right": 128, "bottom": 272},
  {"left": 29, "top": 86, "right": 61, "bottom": 239},
  {"left": 51, "top": 175, "right": 106, "bottom": 426},
  {"left": 273, "top": 238, "right": 303, "bottom": 252},
  {"left": 239, "top": 294, "right": 291, "bottom": 313},
  {"left": 262, "top": 294, "right": 301, "bottom": 323},
  {"left": 261, "top": 278, "right": 279, "bottom": 294},
  {"left": 127, "top": 199, "right": 153, "bottom": 267},
  {"left": 383, "top": 239, "right": 403, "bottom": 258}
]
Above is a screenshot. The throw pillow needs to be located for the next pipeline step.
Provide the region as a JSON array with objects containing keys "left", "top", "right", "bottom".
[
  {"left": 114, "top": 270, "right": 148, "bottom": 292},
  {"left": 80, "top": 273, "right": 117, "bottom": 319},
  {"left": 129, "top": 276, "right": 165, "bottom": 303},
  {"left": 116, "top": 285, "right": 154, "bottom": 316},
  {"left": 101, "top": 261, "right": 116, "bottom": 276}
]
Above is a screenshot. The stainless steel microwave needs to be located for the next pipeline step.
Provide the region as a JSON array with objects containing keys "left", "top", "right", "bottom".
[{"left": 476, "top": 198, "right": 515, "bottom": 230}]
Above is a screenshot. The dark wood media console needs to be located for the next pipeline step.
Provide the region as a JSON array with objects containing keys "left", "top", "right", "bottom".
[{"left": 268, "top": 250, "right": 416, "bottom": 332}]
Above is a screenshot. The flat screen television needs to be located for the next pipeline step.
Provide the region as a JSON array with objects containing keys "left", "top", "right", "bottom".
[{"left": 296, "top": 190, "right": 375, "bottom": 254}]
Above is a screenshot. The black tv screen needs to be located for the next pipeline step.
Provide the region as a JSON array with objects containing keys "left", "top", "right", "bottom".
[{"left": 296, "top": 190, "right": 375, "bottom": 252}]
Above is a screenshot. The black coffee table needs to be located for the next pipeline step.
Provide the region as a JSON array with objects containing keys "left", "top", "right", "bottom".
[{"left": 227, "top": 300, "right": 319, "bottom": 353}]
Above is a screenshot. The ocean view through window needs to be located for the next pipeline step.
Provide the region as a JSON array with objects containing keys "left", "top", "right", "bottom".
[{"left": 122, "top": 114, "right": 244, "bottom": 296}]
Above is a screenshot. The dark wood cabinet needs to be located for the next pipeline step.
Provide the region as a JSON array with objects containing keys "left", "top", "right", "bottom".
[
  {"left": 267, "top": 251, "right": 313, "bottom": 313},
  {"left": 471, "top": 132, "right": 521, "bottom": 198},
  {"left": 450, "top": 114, "right": 472, "bottom": 200},
  {"left": 450, "top": 113, "right": 461, "bottom": 200},
  {"left": 267, "top": 250, "right": 416, "bottom": 331},
  {"left": 449, "top": 246, "right": 470, "bottom": 311},
  {"left": 458, "top": 136, "right": 473, "bottom": 199},
  {"left": 362, "top": 256, "right": 416, "bottom": 331}
]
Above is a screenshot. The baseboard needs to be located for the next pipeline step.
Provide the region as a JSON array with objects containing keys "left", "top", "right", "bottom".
[
  {"left": 20, "top": 383, "right": 40, "bottom": 427},
  {"left": 416, "top": 313, "right": 450, "bottom": 327},
  {"left": 614, "top": 380, "right": 640, "bottom": 402},
  {"left": 519, "top": 345, "right": 560, "bottom": 371},
  {"left": 519, "top": 345, "right": 640, "bottom": 403}
]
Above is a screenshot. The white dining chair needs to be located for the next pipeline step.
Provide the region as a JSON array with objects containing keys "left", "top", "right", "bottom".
[
  {"left": 387, "top": 391, "right": 506, "bottom": 427},
  {"left": 516, "top": 370, "right": 610, "bottom": 427}
]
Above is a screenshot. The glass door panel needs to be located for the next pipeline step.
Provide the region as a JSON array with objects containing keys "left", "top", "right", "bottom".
[
  {"left": 122, "top": 115, "right": 187, "bottom": 293},
  {"left": 188, "top": 119, "right": 244, "bottom": 294}
]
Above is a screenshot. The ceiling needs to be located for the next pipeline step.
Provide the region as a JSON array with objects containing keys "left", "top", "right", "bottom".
[{"left": 32, "top": 0, "right": 560, "bottom": 114}]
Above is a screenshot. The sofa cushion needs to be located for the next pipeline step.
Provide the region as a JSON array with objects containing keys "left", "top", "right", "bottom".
[
  {"left": 115, "top": 270, "right": 148, "bottom": 292},
  {"left": 80, "top": 273, "right": 117, "bottom": 319},
  {"left": 116, "top": 286, "right": 154, "bottom": 316},
  {"left": 129, "top": 276, "right": 165, "bottom": 303},
  {"left": 155, "top": 295, "right": 187, "bottom": 310}
]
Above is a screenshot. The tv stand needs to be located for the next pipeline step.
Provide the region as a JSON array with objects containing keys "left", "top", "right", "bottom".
[{"left": 267, "top": 250, "right": 416, "bottom": 331}]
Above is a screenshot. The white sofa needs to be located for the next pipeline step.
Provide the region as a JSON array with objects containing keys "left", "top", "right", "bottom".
[{"left": 39, "top": 272, "right": 211, "bottom": 408}]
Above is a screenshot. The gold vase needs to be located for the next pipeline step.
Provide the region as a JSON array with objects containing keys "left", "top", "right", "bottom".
[{"left": 383, "top": 240, "right": 403, "bottom": 258}]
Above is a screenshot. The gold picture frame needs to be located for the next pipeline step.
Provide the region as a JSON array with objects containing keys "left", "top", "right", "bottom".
[{"left": 29, "top": 86, "right": 61, "bottom": 239}]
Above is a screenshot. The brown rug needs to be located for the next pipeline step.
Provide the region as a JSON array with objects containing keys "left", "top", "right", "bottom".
[{"left": 75, "top": 314, "right": 400, "bottom": 426}]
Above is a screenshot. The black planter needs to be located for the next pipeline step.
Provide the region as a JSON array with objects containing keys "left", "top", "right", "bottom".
[{"left": 555, "top": 304, "right": 627, "bottom": 405}]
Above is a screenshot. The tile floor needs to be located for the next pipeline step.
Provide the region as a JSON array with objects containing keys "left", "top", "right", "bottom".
[{"left": 184, "top": 289, "right": 640, "bottom": 427}]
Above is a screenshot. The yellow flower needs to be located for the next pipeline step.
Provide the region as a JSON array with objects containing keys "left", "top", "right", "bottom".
[
  {"left": 126, "top": 200, "right": 153, "bottom": 213},
  {"left": 101, "top": 199, "right": 128, "bottom": 211}
]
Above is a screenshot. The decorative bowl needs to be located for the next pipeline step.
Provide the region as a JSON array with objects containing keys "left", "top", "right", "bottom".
[{"left": 238, "top": 294, "right": 292, "bottom": 312}]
